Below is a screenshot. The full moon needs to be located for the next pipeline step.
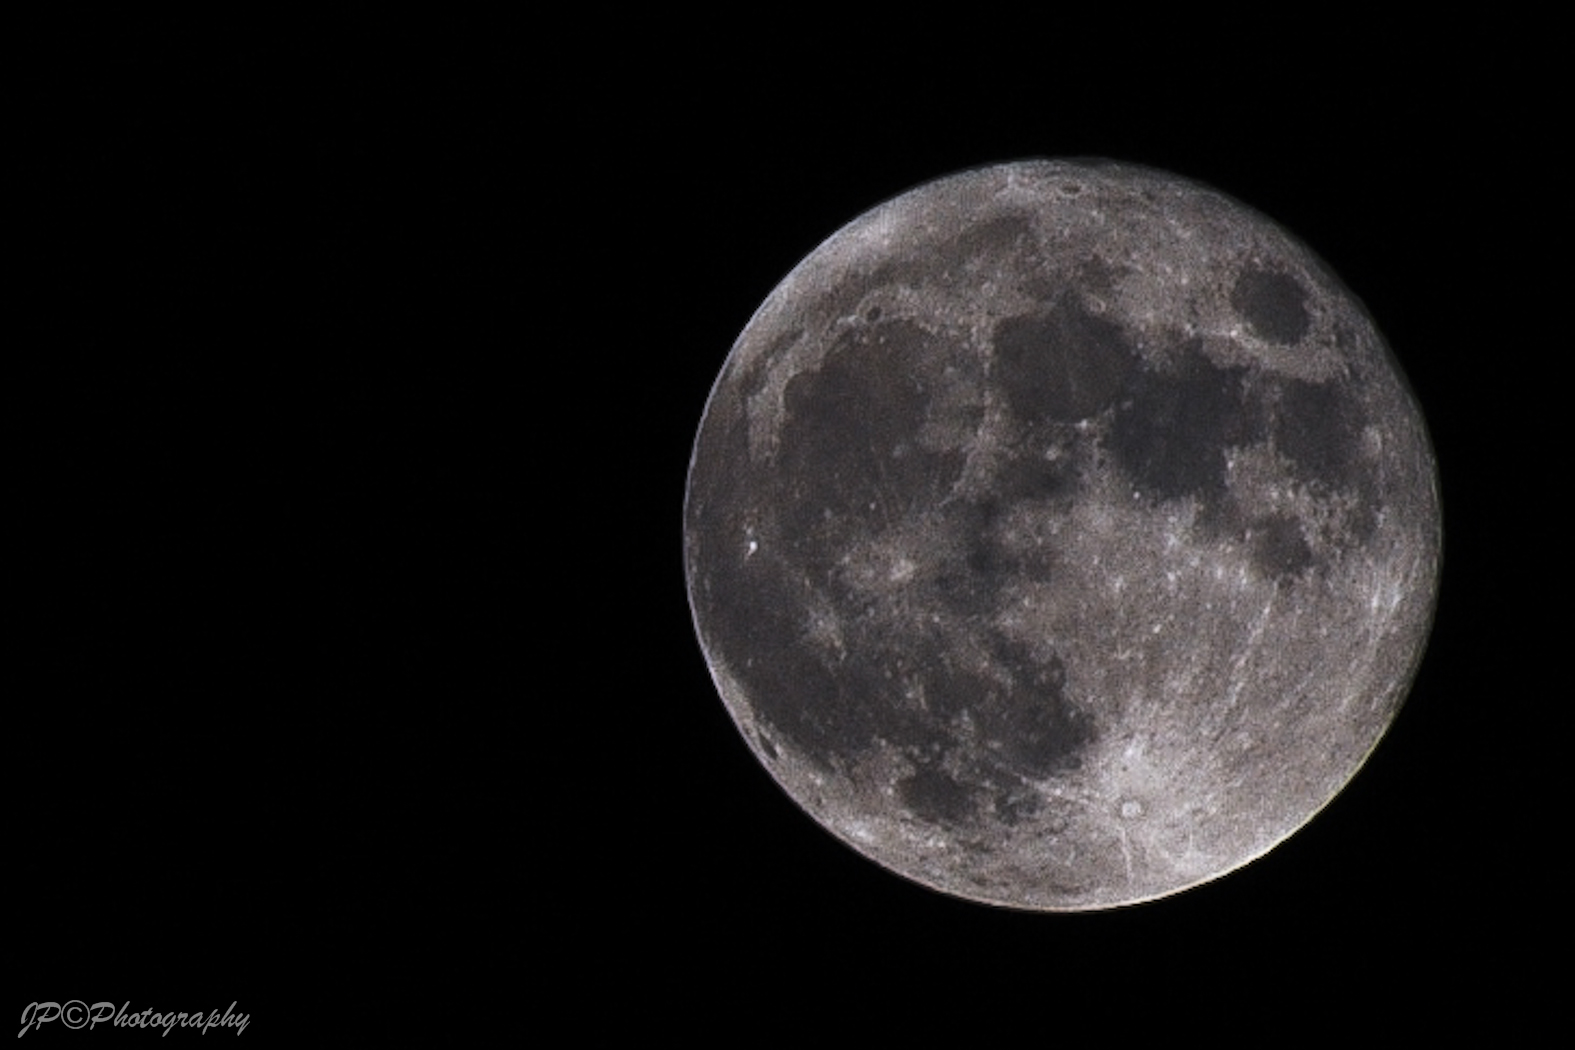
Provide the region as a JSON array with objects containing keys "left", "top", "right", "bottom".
[{"left": 683, "top": 159, "right": 1440, "bottom": 910}]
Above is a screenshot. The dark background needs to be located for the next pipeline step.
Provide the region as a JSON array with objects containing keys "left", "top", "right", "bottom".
[{"left": 17, "top": 14, "right": 1552, "bottom": 1039}]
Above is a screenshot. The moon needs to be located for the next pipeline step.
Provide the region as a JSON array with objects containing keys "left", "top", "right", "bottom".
[{"left": 683, "top": 159, "right": 1440, "bottom": 910}]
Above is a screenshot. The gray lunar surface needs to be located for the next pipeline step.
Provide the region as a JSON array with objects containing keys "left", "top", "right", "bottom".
[{"left": 683, "top": 159, "right": 1440, "bottom": 910}]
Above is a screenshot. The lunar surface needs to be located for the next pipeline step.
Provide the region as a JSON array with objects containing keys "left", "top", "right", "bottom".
[{"left": 683, "top": 159, "right": 1440, "bottom": 910}]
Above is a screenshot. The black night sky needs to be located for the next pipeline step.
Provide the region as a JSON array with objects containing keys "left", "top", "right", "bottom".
[{"left": 17, "top": 13, "right": 1553, "bottom": 1040}]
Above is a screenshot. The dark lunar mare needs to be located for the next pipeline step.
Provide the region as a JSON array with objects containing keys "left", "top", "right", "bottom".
[
  {"left": 992, "top": 296, "right": 1136, "bottom": 424},
  {"left": 688, "top": 309, "right": 1101, "bottom": 825},
  {"left": 986, "top": 290, "right": 1379, "bottom": 581},
  {"left": 1274, "top": 378, "right": 1366, "bottom": 492},
  {"left": 1107, "top": 347, "right": 1262, "bottom": 506},
  {"left": 1231, "top": 267, "right": 1311, "bottom": 345},
  {"left": 1248, "top": 513, "right": 1317, "bottom": 581},
  {"left": 687, "top": 406, "right": 884, "bottom": 761},
  {"left": 775, "top": 319, "right": 973, "bottom": 570}
]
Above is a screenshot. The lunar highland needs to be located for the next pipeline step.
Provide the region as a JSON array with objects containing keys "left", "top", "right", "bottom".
[{"left": 684, "top": 159, "right": 1440, "bottom": 910}]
